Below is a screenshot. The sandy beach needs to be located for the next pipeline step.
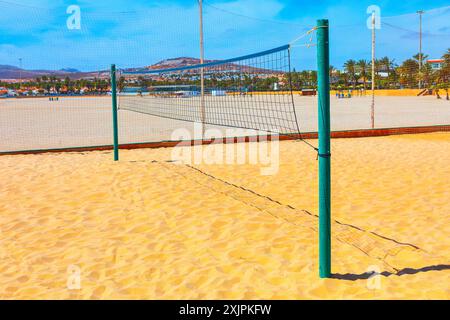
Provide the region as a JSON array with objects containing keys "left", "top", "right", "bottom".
[{"left": 0, "top": 132, "right": 449, "bottom": 299}]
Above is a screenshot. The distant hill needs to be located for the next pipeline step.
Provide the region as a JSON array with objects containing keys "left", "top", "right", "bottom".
[
  {"left": 59, "top": 68, "right": 80, "bottom": 73},
  {"left": 0, "top": 65, "right": 108, "bottom": 81},
  {"left": 147, "top": 57, "right": 215, "bottom": 70},
  {"left": 139, "top": 56, "right": 278, "bottom": 74}
]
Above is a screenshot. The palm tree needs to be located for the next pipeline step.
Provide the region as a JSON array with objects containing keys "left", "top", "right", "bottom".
[
  {"left": 439, "top": 48, "right": 450, "bottom": 85},
  {"left": 398, "top": 59, "right": 419, "bottom": 88},
  {"left": 413, "top": 53, "right": 429, "bottom": 65},
  {"left": 117, "top": 76, "right": 125, "bottom": 92},
  {"left": 329, "top": 65, "right": 335, "bottom": 88},
  {"left": 422, "top": 63, "right": 437, "bottom": 88},
  {"left": 413, "top": 53, "right": 429, "bottom": 88},
  {"left": 344, "top": 59, "right": 357, "bottom": 88},
  {"left": 378, "top": 57, "right": 395, "bottom": 73},
  {"left": 438, "top": 49, "right": 450, "bottom": 99},
  {"left": 377, "top": 56, "right": 396, "bottom": 88},
  {"left": 356, "top": 60, "right": 369, "bottom": 89},
  {"left": 371, "top": 59, "right": 384, "bottom": 89}
]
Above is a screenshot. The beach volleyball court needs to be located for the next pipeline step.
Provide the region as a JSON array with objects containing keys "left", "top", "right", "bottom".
[{"left": 0, "top": 133, "right": 449, "bottom": 299}]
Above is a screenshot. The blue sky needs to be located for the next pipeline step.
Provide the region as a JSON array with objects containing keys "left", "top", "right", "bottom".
[{"left": 0, "top": 0, "right": 449, "bottom": 71}]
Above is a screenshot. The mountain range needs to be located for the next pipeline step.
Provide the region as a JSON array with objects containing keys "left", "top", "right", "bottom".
[
  {"left": 0, "top": 64, "right": 109, "bottom": 80},
  {"left": 0, "top": 57, "right": 278, "bottom": 81}
]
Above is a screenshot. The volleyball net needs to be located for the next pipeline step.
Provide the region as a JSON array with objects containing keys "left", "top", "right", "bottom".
[{"left": 118, "top": 45, "right": 302, "bottom": 137}]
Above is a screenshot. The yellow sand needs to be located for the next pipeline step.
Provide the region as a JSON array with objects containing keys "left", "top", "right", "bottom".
[{"left": 0, "top": 133, "right": 449, "bottom": 299}]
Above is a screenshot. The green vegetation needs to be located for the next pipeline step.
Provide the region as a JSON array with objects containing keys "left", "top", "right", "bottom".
[
  {"left": 330, "top": 50, "right": 449, "bottom": 90},
  {"left": 0, "top": 76, "right": 110, "bottom": 95}
]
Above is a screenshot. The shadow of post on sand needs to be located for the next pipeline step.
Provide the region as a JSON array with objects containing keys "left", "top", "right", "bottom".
[{"left": 331, "top": 264, "right": 450, "bottom": 281}]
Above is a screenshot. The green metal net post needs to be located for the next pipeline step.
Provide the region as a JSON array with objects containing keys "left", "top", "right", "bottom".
[
  {"left": 317, "top": 19, "right": 331, "bottom": 278},
  {"left": 111, "top": 64, "right": 119, "bottom": 161}
]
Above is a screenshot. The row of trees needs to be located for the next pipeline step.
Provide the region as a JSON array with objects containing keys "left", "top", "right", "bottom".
[
  {"left": 0, "top": 76, "right": 110, "bottom": 95},
  {"left": 119, "top": 73, "right": 284, "bottom": 92},
  {"left": 333, "top": 49, "right": 449, "bottom": 90}
]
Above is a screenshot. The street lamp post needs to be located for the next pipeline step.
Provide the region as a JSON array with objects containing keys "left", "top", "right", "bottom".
[
  {"left": 417, "top": 10, "right": 425, "bottom": 90},
  {"left": 371, "top": 12, "right": 375, "bottom": 129},
  {"left": 199, "top": 0, "right": 205, "bottom": 136},
  {"left": 19, "top": 58, "right": 23, "bottom": 89}
]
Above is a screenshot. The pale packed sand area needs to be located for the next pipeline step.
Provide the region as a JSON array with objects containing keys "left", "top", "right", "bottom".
[
  {"left": 0, "top": 132, "right": 449, "bottom": 299},
  {"left": 0, "top": 95, "right": 449, "bottom": 152}
]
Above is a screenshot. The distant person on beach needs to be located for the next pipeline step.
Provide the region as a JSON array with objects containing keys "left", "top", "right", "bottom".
[{"left": 436, "top": 88, "right": 441, "bottom": 99}]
